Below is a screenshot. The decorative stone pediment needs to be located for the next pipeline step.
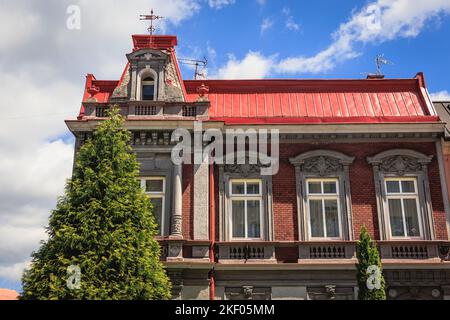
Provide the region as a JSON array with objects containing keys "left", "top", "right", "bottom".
[
  {"left": 379, "top": 155, "right": 421, "bottom": 174},
  {"left": 127, "top": 49, "right": 168, "bottom": 62},
  {"left": 289, "top": 150, "right": 355, "bottom": 175},
  {"left": 367, "top": 149, "right": 433, "bottom": 174},
  {"left": 222, "top": 152, "right": 269, "bottom": 177},
  {"left": 224, "top": 163, "right": 261, "bottom": 177},
  {"left": 302, "top": 156, "right": 343, "bottom": 176}
]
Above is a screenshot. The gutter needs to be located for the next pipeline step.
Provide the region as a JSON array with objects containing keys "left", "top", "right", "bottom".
[{"left": 209, "top": 163, "right": 216, "bottom": 300}]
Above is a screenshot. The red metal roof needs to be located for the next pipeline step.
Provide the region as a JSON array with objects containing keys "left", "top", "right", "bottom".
[
  {"left": 184, "top": 74, "right": 437, "bottom": 124},
  {"left": 77, "top": 34, "right": 439, "bottom": 125}
]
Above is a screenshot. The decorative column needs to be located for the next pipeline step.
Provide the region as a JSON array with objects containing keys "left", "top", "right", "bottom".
[
  {"left": 170, "top": 163, "right": 183, "bottom": 238},
  {"left": 129, "top": 64, "right": 138, "bottom": 101}
]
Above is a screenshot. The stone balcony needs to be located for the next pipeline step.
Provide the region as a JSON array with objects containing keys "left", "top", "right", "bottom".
[
  {"left": 157, "top": 239, "right": 450, "bottom": 266},
  {"left": 82, "top": 101, "right": 209, "bottom": 120}
]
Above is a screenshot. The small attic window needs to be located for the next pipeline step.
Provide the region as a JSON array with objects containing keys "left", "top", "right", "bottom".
[{"left": 142, "top": 76, "right": 155, "bottom": 100}]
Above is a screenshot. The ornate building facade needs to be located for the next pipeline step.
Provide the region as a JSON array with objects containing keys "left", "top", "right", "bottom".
[{"left": 66, "top": 34, "right": 450, "bottom": 300}]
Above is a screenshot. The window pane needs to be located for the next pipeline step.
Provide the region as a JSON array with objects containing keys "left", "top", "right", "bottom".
[
  {"left": 401, "top": 180, "right": 415, "bottom": 193},
  {"left": 323, "top": 181, "right": 337, "bottom": 194},
  {"left": 388, "top": 199, "right": 404, "bottom": 237},
  {"left": 308, "top": 182, "right": 321, "bottom": 194},
  {"left": 404, "top": 199, "right": 420, "bottom": 237},
  {"left": 149, "top": 197, "right": 163, "bottom": 235},
  {"left": 324, "top": 200, "right": 340, "bottom": 238},
  {"left": 142, "top": 85, "right": 154, "bottom": 100},
  {"left": 309, "top": 200, "right": 324, "bottom": 237},
  {"left": 146, "top": 179, "right": 164, "bottom": 192},
  {"left": 232, "top": 200, "right": 245, "bottom": 238},
  {"left": 246, "top": 182, "right": 260, "bottom": 195},
  {"left": 231, "top": 182, "right": 245, "bottom": 195},
  {"left": 247, "top": 200, "right": 261, "bottom": 238},
  {"left": 386, "top": 180, "right": 400, "bottom": 193}
]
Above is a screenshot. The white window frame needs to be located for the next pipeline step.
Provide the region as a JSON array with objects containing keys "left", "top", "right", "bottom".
[
  {"left": 141, "top": 76, "right": 155, "bottom": 101},
  {"left": 136, "top": 68, "right": 158, "bottom": 101},
  {"left": 306, "top": 178, "right": 343, "bottom": 240},
  {"left": 384, "top": 177, "right": 423, "bottom": 239},
  {"left": 229, "top": 179, "right": 264, "bottom": 241},
  {"left": 141, "top": 177, "right": 166, "bottom": 236}
]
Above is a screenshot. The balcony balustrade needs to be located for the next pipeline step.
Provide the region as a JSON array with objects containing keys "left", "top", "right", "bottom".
[
  {"left": 84, "top": 101, "right": 208, "bottom": 119},
  {"left": 156, "top": 240, "right": 450, "bottom": 264}
]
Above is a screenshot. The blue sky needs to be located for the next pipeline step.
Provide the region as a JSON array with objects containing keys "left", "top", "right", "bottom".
[{"left": 0, "top": 0, "right": 450, "bottom": 294}]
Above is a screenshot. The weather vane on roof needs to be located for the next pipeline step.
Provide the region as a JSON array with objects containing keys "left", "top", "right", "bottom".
[
  {"left": 140, "top": 9, "right": 164, "bottom": 37},
  {"left": 375, "top": 54, "right": 393, "bottom": 75}
]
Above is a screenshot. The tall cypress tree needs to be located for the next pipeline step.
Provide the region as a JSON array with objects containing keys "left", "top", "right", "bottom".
[
  {"left": 21, "top": 107, "right": 171, "bottom": 300},
  {"left": 356, "top": 226, "right": 386, "bottom": 300}
]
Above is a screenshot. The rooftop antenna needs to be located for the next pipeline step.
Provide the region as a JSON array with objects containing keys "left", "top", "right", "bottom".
[
  {"left": 375, "top": 54, "right": 393, "bottom": 75},
  {"left": 178, "top": 57, "right": 208, "bottom": 80},
  {"left": 140, "top": 9, "right": 164, "bottom": 47}
]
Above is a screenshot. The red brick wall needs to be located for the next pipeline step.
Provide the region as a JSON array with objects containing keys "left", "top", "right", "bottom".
[
  {"left": 182, "top": 142, "right": 448, "bottom": 242},
  {"left": 272, "top": 142, "right": 448, "bottom": 241},
  {"left": 182, "top": 163, "right": 194, "bottom": 239}
]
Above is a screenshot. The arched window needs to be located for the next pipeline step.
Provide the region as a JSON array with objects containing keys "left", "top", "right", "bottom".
[{"left": 141, "top": 76, "right": 155, "bottom": 100}]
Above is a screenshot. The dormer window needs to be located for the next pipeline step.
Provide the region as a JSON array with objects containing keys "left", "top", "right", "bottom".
[{"left": 142, "top": 76, "right": 155, "bottom": 100}]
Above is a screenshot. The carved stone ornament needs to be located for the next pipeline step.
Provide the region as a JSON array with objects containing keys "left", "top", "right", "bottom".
[
  {"left": 289, "top": 150, "right": 354, "bottom": 174},
  {"left": 169, "top": 243, "right": 182, "bottom": 257},
  {"left": 367, "top": 149, "right": 433, "bottom": 174},
  {"left": 225, "top": 286, "right": 271, "bottom": 300},
  {"left": 171, "top": 215, "right": 183, "bottom": 236},
  {"left": 224, "top": 163, "right": 261, "bottom": 177},
  {"left": 386, "top": 286, "right": 442, "bottom": 300},
  {"left": 302, "top": 156, "right": 343, "bottom": 176},
  {"left": 307, "top": 286, "right": 354, "bottom": 300},
  {"left": 379, "top": 155, "right": 421, "bottom": 174}
]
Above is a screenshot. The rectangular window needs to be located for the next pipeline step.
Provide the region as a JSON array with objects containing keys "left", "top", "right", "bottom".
[
  {"left": 306, "top": 179, "right": 341, "bottom": 239},
  {"left": 141, "top": 177, "right": 165, "bottom": 236},
  {"left": 230, "top": 180, "right": 263, "bottom": 240},
  {"left": 385, "top": 178, "right": 422, "bottom": 238}
]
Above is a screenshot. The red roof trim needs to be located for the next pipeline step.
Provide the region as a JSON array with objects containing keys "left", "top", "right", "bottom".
[
  {"left": 132, "top": 35, "right": 178, "bottom": 50},
  {"left": 184, "top": 78, "right": 420, "bottom": 94},
  {"left": 209, "top": 116, "right": 439, "bottom": 125}
]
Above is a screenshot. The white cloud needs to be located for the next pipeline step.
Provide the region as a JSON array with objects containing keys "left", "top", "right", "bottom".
[
  {"left": 214, "top": 52, "right": 275, "bottom": 79},
  {"left": 256, "top": 0, "right": 266, "bottom": 5},
  {"left": 277, "top": 0, "right": 450, "bottom": 74},
  {"left": 282, "top": 7, "right": 300, "bottom": 31},
  {"left": 211, "top": 0, "right": 450, "bottom": 79},
  {"left": 430, "top": 90, "right": 450, "bottom": 101},
  {"left": 0, "top": 3, "right": 40, "bottom": 54},
  {"left": 286, "top": 17, "right": 300, "bottom": 31},
  {"left": 260, "top": 18, "right": 274, "bottom": 33},
  {"left": 208, "top": 0, "right": 235, "bottom": 9},
  {"left": 0, "top": 0, "right": 204, "bottom": 287},
  {"left": 0, "top": 262, "right": 31, "bottom": 282}
]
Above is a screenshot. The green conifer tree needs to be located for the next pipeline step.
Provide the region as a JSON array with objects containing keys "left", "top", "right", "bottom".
[
  {"left": 21, "top": 107, "right": 171, "bottom": 299},
  {"left": 356, "top": 226, "right": 386, "bottom": 300}
]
